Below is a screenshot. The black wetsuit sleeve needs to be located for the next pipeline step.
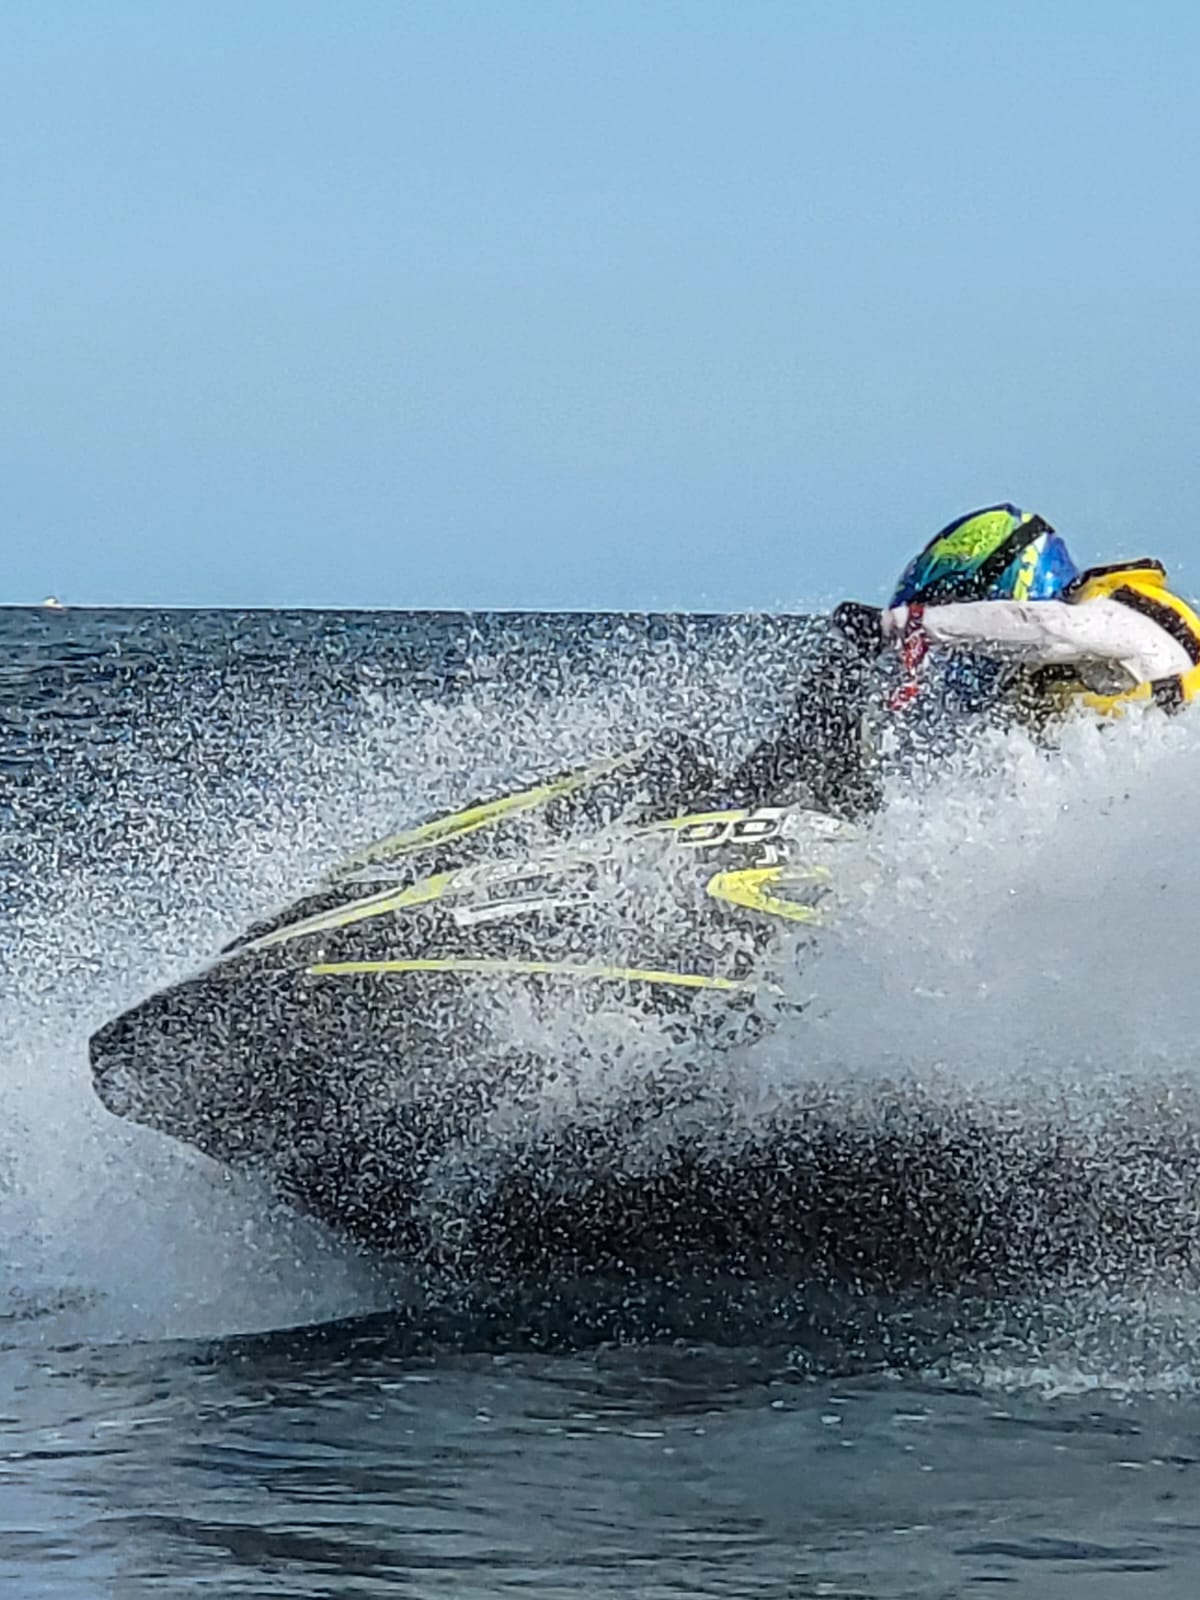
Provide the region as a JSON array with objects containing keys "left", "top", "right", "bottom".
[{"left": 724, "top": 637, "right": 880, "bottom": 820}]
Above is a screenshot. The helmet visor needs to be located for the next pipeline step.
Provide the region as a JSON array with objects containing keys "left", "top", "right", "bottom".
[{"left": 890, "top": 505, "right": 1076, "bottom": 606}]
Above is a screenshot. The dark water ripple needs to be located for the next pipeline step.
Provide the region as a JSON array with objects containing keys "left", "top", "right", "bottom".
[{"left": 7, "top": 1320, "right": 1200, "bottom": 1597}]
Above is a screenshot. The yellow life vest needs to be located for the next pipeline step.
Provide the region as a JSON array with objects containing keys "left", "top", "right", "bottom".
[{"left": 1063, "top": 560, "right": 1200, "bottom": 716}]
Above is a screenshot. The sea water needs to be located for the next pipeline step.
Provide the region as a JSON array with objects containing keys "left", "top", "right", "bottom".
[{"left": 3, "top": 605, "right": 1200, "bottom": 1597}]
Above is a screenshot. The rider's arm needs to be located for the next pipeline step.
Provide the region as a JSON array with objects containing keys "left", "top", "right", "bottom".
[{"left": 883, "top": 598, "right": 1193, "bottom": 681}]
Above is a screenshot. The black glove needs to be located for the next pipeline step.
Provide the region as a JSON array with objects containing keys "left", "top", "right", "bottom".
[{"left": 832, "top": 601, "right": 885, "bottom": 657}]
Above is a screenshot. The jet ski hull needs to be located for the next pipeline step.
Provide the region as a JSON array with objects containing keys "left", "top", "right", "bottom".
[
  {"left": 89, "top": 947, "right": 766, "bottom": 1259},
  {"left": 87, "top": 747, "right": 1200, "bottom": 1289},
  {"left": 91, "top": 953, "right": 1200, "bottom": 1289}
]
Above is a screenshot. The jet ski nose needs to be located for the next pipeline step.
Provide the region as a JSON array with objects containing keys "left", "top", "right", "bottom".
[
  {"left": 88, "top": 962, "right": 334, "bottom": 1170},
  {"left": 89, "top": 962, "right": 273, "bottom": 1146},
  {"left": 89, "top": 1011, "right": 139, "bottom": 1116},
  {"left": 89, "top": 986, "right": 204, "bottom": 1126}
]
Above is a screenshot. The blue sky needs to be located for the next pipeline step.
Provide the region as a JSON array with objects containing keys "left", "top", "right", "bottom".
[{"left": 3, "top": 1, "right": 1198, "bottom": 609}]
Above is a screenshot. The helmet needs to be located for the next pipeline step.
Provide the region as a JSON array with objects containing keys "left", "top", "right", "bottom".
[{"left": 890, "top": 504, "right": 1079, "bottom": 607}]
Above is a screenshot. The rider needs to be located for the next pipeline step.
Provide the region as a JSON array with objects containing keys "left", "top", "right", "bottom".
[
  {"left": 835, "top": 504, "right": 1200, "bottom": 720},
  {"left": 728, "top": 504, "right": 1083, "bottom": 817}
]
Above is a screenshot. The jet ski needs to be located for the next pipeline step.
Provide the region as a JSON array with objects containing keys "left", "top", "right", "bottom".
[
  {"left": 89, "top": 731, "right": 867, "bottom": 1253},
  {"left": 89, "top": 637, "right": 1200, "bottom": 1292}
]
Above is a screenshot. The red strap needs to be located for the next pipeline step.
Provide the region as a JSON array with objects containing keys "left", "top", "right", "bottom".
[{"left": 888, "top": 604, "right": 929, "bottom": 712}]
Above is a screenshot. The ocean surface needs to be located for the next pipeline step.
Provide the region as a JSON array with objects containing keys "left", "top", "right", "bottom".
[{"left": 5, "top": 604, "right": 1200, "bottom": 1598}]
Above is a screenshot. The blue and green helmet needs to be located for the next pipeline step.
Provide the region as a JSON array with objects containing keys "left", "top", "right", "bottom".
[{"left": 890, "top": 504, "right": 1079, "bottom": 607}]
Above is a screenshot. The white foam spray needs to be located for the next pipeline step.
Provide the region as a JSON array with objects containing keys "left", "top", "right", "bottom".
[{"left": 7, "top": 620, "right": 1200, "bottom": 1395}]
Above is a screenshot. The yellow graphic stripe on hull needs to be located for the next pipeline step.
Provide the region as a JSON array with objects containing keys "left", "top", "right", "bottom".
[
  {"left": 256, "top": 850, "right": 830, "bottom": 956},
  {"left": 704, "top": 865, "right": 828, "bottom": 923},
  {"left": 248, "top": 872, "right": 457, "bottom": 952},
  {"left": 305, "top": 956, "right": 754, "bottom": 993},
  {"left": 251, "top": 795, "right": 759, "bottom": 956},
  {"left": 336, "top": 748, "right": 645, "bottom": 872},
  {"left": 649, "top": 809, "right": 748, "bottom": 831}
]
